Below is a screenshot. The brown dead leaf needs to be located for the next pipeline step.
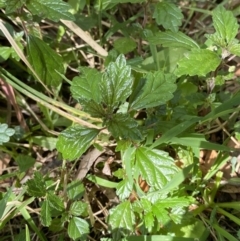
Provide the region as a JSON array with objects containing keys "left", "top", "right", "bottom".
[
  {"left": 75, "top": 148, "right": 105, "bottom": 180},
  {"left": 0, "top": 151, "right": 11, "bottom": 175},
  {"left": 199, "top": 149, "right": 218, "bottom": 175}
]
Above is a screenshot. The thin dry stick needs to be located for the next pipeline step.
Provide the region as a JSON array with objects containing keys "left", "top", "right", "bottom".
[
  {"left": 215, "top": 118, "right": 240, "bottom": 147},
  {"left": 205, "top": 109, "right": 240, "bottom": 135},
  {"left": 0, "top": 79, "right": 29, "bottom": 132}
]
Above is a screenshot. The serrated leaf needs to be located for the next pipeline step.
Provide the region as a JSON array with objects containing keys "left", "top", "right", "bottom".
[
  {"left": 113, "top": 37, "right": 137, "bottom": 54},
  {"left": 15, "top": 155, "right": 35, "bottom": 172},
  {"left": 135, "top": 147, "right": 178, "bottom": 189},
  {"left": 108, "top": 201, "right": 135, "bottom": 239},
  {"left": 155, "top": 196, "right": 194, "bottom": 209},
  {"left": 40, "top": 200, "right": 52, "bottom": 226},
  {"left": 26, "top": 0, "right": 75, "bottom": 22},
  {"left": 26, "top": 172, "right": 46, "bottom": 197},
  {"left": 148, "top": 31, "right": 199, "bottom": 49},
  {"left": 144, "top": 212, "right": 154, "bottom": 232},
  {"left": 212, "top": 5, "right": 239, "bottom": 45},
  {"left": 67, "top": 180, "right": 85, "bottom": 200},
  {"left": 27, "top": 35, "right": 65, "bottom": 88},
  {"left": 130, "top": 71, "right": 176, "bottom": 110},
  {"left": 100, "top": 55, "right": 133, "bottom": 111},
  {"left": 69, "top": 201, "right": 88, "bottom": 216},
  {"left": 0, "top": 123, "right": 15, "bottom": 144},
  {"left": 116, "top": 179, "right": 133, "bottom": 200},
  {"left": 31, "top": 136, "right": 57, "bottom": 151},
  {"left": 228, "top": 43, "right": 240, "bottom": 56},
  {"left": 47, "top": 192, "right": 64, "bottom": 211},
  {"left": 56, "top": 126, "right": 99, "bottom": 161},
  {"left": 152, "top": 204, "right": 170, "bottom": 225},
  {"left": 176, "top": 49, "right": 221, "bottom": 77},
  {"left": 81, "top": 100, "right": 106, "bottom": 118},
  {"left": 106, "top": 113, "right": 142, "bottom": 140},
  {"left": 153, "top": 2, "right": 183, "bottom": 32},
  {"left": 71, "top": 68, "right": 102, "bottom": 103},
  {"left": 68, "top": 217, "right": 89, "bottom": 241},
  {"left": 0, "top": 47, "right": 12, "bottom": 62},
  {"left": 5, "top": 0, "right": 25, "bottom": 14}
]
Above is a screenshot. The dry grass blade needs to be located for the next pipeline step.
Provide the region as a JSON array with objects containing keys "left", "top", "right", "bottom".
[
  {"left": 0, "top": 20, "right": 51, "bottom": 93},
  {"left": 60, "top": 20, "right": 108, "bottom": 57}
]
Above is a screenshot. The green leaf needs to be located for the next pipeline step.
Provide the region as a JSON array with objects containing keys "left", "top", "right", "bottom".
[
  {"left": 71, "top": 67, "right": 102, "bottom": 103},
  {"left": 83, "top": 100, "right": 106, "bottom": 118},
  {"left": 130, "top": 71, "right": 177, "bottom": 110},
  {"left": 148, "top": 31, "right": 199, "bottom": 49},
  {"left": 56, "top": 126, "right": 99, "bottom": 161},
  {"left": 0, "top": 123, "right": 15, "bottom": 145},
  {"left": 26, "top": 0, "right": 75, "bottom": 22},
  {"left": 152, "top": 204, "right": 170, "bottom": 225},
  {"left": 5, "top": 0, "right": 25, "bottom": 14},
  {"left": 0, "top": 189, "right": 12, "bottom": 219},
  {"left": 116, "top": 179, "right": 133, "bottom": 200},
  {"left": 211, "top": 5, "right": 239, "bottom": 45},
  {"left": 113, "top": 37, "right": 137, "bottom": 54},
  {"left": 153, "top": 2, "right": 183, "bottom": 32},
  {"left": 100, "top": 55, "right": 133, "bottom": 111},
  {"left": 40, "top": 200, "right": 52, "bottom": 226},
  {"left": 228, "top": 43, "right": 240, "bottom": 56},
  {"left": 108, "top": 201, "right": 135, "bottom": 239},
  {"left": 30, "top": 136, "right": 57, "bottom": 151},
  {"left": 27, "top": 35, "right": 65, "bottom": 88},
  {"left": 67, "top": 180, "right": 85, "bottom": 200},
  {"left": 26, "top": 172, "right": 46, "bottom": 197},
  {"left": 69, "top": 201, "right": 88, "bottom": 216},
  {"left": 106, "top": 113, "right": 142, "bottom": 140},
  {"left": 155, "top": 196, "right": 194, "bottom": 209},
  {"left": 0, "top": 47, "right": 12, "bottom": 62},
  {"left": 68, "top": 217, "right": 89, "bottom": 241},
  {"left": 15, "top": 155, "right": 35, "bottom": 172},
  {"left": 176, "top": 49, "right": 221, "bottom": 77},
  {"left": 47, "top": 192, "right": 64, "bottom": 211},
  {"left": 135, "top": 147, "right": 178, "bottom": 189}
]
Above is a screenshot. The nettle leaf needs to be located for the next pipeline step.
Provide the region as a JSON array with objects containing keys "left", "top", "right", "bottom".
[
  {"left": 26, "top": 0, "right": 75, "bottom": 22},
  {"left": 71, "top": 68, "right": 102, "bottom": 103},
  {"left": 67, "top": 180, "right": 85, "bottom": 200},
  {"left": 148, "top": 31, "right": 199, "bottom": 49},
  {"left": 27, "top": 35, "right": 65, "bottom": 88},
  {"left": 108, "top": 201, "right": 135, "bottom": 239},
  {"left": 135, "top": 147, "right": 178, "bottom": 189},
  {"left": 106, "top": 113, "right": 142, "bottom": 140},
  {"left": 15, "top": 155, "right": 35, "bottom": 172},
  {"left": 69, "top": 201, "right": 88, "bottom": 217},
  {"left": 5, "top": 0, "right": 25, "bottom": 14},
  {"left": 154, "top": 196, "right": 194, "bottom": 209},
  {"left": 113, "top": 37, "right": 137, "bottom": 54},
  {"left": 26, "top": 172, "right": 46, "bottom": 197},
  {"left": 228, "top": 43, "right": 240, "bottom": 56},
  {"left": 68, "top": 217, "right": 89, "bottom": 241},
  {"left": 0, "top": 123, "right": 15, "bottom": 145},
  {"left": 40, "top": 200, "right": 52, "bottom": 227},
  {"left": 153, "top": 2, "right": 183, "bottom": 32},
  {"left": 212, "top": 5, "right": 239, "bottom": 45},
  {"left": 130, "top": 71, "right": 177, "bottom": 110},
  {"left": 116, "top": 179, "right": 133, "bottom": 200},
  {"left": 82, "top": 100, "right": 106, "bottom": 118},
  {"left": 56, "top": 126, "right": 99, "bottom": 161},
  {"left": 176, "top": 49, "right": 221, "bottom": 77},
  {"left": 100, "top": 55, "right": 133, "bottom": 110},
  {"left": 152, "top": 204, "right": 170, "bottom": 225},
  {"left": 47, "top": 192, "right": 65, "bottom": 211}
]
